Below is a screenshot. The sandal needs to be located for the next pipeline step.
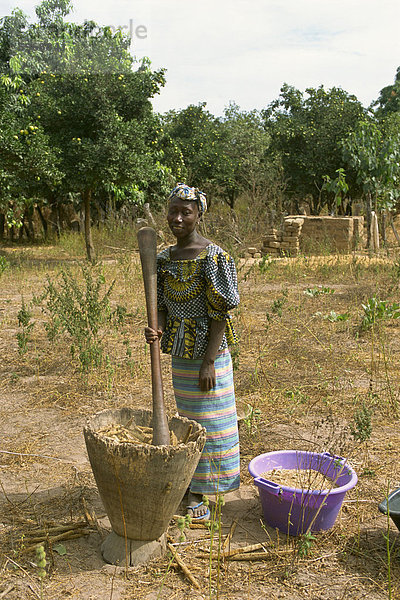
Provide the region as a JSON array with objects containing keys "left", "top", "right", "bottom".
[{"left": 186, "top": 501, "right": 210, "bottom": 521}]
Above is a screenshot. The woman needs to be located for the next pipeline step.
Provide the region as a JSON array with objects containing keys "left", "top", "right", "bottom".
[{"left": 145, "top": 183, "right": 240, "bottom": 520}]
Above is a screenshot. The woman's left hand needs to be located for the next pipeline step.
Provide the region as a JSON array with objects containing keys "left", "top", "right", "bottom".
[{"left": 199, "top": 360, "right": 216, "bottom": 392}]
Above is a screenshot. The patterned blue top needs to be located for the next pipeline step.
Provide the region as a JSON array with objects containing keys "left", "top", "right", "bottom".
[{"left": 157, "top": 243, "right": 239, "bottom": 359}]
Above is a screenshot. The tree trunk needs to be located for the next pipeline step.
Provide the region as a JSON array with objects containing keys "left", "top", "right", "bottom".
[
  {"left": 381, "top": 211, "right": 387, "bottom": 248},
  {"left": 310, "top": 195, "right": 319, "bottom": 215},
  {"left": 36, "top": 205, "right": 48, "bottom": 238},
  {"left": 389, "top": 212, "right": 400, "bottom": 246},
  {"left": 79, "top": 208, "right": 85, "bottom": 233},
  {"left": 24, "top": 207, "right": 35, "bottom": 241},
  {"left": 56, "top": 204, "right": 62, "bottom": 236},
  {"left": 223, "top": 190, "right": 236, "bottom": 210},
  {"left": 143, "top": 202, "right": 157, "bottom": 228},
  {"left": 49, "top": 200, "right": 60, "bottom": 237},
  {"left": 0, "top": 213, "right": 4, "bottom": 240},
  {"left": 84, "top": 189, "right": 96, "bottom": 263}
]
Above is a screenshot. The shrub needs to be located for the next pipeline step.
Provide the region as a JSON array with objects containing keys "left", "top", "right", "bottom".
[
  {"left": 361, "top": 297, "right": 400, "bottom": 330},
  {"left": 33, "top": 264, "right": 126, "bottom": 372},
  {"left": 0, "top": 256, "right": 10, "bottom": 277}
]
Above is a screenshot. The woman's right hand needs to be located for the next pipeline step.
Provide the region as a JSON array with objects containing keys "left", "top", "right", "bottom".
[{"left": 144, "top": 326, "right": 163, "bottom": 344}]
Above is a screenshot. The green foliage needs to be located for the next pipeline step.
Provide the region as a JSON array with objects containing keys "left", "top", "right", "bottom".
[
  {"left": 266, "top": 289, "right": 288, "bottom": 322},
  {"left": 0, "top": 0, "right": 169, "bottom": 246},
  {"left": 341, "top": 119, "right": 400, "bottom": 211},
  {"left": 325, "top": 310, "right": 350, "bottom": 323},
  {"left": 297, "top": 531, "right": 316, "bottom": 558},
  {"left": 16, "top": 297, "right": 34, "bottom": 354},
  {"left": 217, "top": 102, "right": 279, "bottom": 209},
  {"left": 373, "top": 66, "right": 400, "bottom": 118},
  {"left": 322, "top": 168, "right": 349, "bottom": 213},
  {"left": 0, "top": 88, "right": 62, "bottom": 226},
  {"left": 258, "top": 255, "right": 273, "bottom": 274},
  {"left": 53, "top": 543, "right": 67, "bottom": 555},
  {"left": 242, "top": 405, "right": 261, "bottom": 435},
  {"left": 32, "top": 69, "right": 166, "bottom": 186},
  {"left": 0, "top": 255, "right": 10, "bottom": 276},
  {"left": 285, "top": 387, "right": 309, "bottom": 406},
  {"left": 304, "top": 285, "right": 335, "bottom": 297},
  {"left": 361, "top": 467, "right": 376, "bottom": 478},
  {"left": 33, "top": 264, "right": 125, "bottom": 371},
  {"left": 163, "top": 102, "right": 281, "bottom": 211},
  {"left": 35, "top": 543, "right": 46, "bottom": 600},
  {"left": 361, "top": 296, "right": 400, "bottom": 330},
  {"left": 264, "top": 84, "right": 365, "bottom": 214},
  {"left": 176, "top": 514, "right": 192, "bottom": 543},
  {"left": 162, "top": 102, "right": 221, "bottom": 190},
  {"left": 350, "top": 402, "right": 372, "bottom": 443}
]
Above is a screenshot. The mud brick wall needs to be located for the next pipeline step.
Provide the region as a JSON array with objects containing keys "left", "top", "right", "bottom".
[
  {"left": 261, "top": 216, "right": 364, "bottom": 257},
  {"left": 299, "top": 216, "right": 364, "bottom": 253}
]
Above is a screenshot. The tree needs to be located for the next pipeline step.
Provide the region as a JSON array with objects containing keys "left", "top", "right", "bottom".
[
  {"left": 321, "top": 168, "right": 349, "bottom": 215},
  {"left": 0, "top": 79, "right": 62, "bottom": 237},
  {"left": 341, "top": 119, "right": 400, "bottom": 247},
  {"left": 162, "top": 103, "right": 224, "bottom": 199},
  {"left": 264, "top": 84, "right": 365, "bottom": 214},
  {"left": 373, "top": 66, "right": 400, "bottom": 118},
  {"left": 217, "top": 103, "right": 280, "bottom": 210},
  {"left": 29, "top": 67, "right": 166, "bottom": 260},
  {"left": 0, "top": 0, "right": 168, "bottom": 259},
  {"left": 163, "top": 102, "right": 281, "bottom": 212}
]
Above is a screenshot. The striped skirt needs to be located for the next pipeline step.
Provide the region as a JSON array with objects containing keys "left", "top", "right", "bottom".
[{"left": 172, "top": 349, "right": 240, "bottom": 495}]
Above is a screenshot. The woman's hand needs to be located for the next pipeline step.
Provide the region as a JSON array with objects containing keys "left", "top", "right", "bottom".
[
  {"left": 145, "top": 311, "right": 167, "bottom": 344},
  {"left": 198, "top": 319, "right": 226, "bottom": 391},
  {"left": 199, "top": 360, "right": 216, "bottom": 392},
  {"left": 144, "top": 326, "right": 163, "bottom": 344}
]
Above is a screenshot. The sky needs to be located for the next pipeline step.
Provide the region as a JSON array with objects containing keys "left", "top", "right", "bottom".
[{"left": 1, "top": 0, "right": 400, "bottom": 116}]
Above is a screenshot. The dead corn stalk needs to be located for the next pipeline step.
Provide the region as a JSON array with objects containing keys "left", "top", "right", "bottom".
[{"left": 167, "top": 542, "right": 201, "bottom": 590}]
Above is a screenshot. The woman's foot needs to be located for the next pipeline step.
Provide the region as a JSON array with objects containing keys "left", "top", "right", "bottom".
[{"left": 186, "top": 492, "right": 209, "bottom": 519}]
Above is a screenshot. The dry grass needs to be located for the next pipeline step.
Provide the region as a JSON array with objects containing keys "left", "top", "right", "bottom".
[{"left": 0, "top": 221, "right": 400, "bottom": 599}]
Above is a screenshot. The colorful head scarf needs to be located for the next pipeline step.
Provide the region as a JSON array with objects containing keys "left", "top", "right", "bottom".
[{"left": 168, "top": 183, "right": 207, "bottom": 216}]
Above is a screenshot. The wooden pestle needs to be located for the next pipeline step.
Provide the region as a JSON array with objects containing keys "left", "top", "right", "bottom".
[{"left": 137, "top": 227, "right": 170, "bottom": 445}]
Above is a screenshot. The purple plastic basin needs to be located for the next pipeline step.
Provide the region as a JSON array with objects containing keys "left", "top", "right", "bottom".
[{"left": 248, "top": 450, "right": 358, "bottom": 535}]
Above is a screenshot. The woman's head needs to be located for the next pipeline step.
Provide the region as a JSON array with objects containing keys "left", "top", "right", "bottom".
[
  {"left": 167, "top": 196, "right": 199, "bottom": 239},
  {"left": 168, "top": 183, "right": 207, "bottom": 216}
]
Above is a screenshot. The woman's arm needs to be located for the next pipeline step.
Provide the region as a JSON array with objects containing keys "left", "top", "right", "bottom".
[{"left": 199, "top": 319, "right": 227, "bottom": 392}]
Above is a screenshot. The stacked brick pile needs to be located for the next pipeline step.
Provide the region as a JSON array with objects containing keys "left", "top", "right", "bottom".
[
  {"left": 280, "top": 218, "right": 304, "bottom": 256},
  {"left": 261, "top": 228, "right": 281, "bottom": 257},
  {"left": 246, "top": 247, "right": 262, "bottom": 258},
  {"left": 257, "top": 215, "right": 364, "bottom": 259}
]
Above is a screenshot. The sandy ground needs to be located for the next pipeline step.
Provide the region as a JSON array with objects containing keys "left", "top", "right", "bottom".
[
  {"left": 1, "top": 387, "right": 398, "bottom": 600},
  {"left": 1, "top": 246, "right": 399, "bottom": 599}
]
